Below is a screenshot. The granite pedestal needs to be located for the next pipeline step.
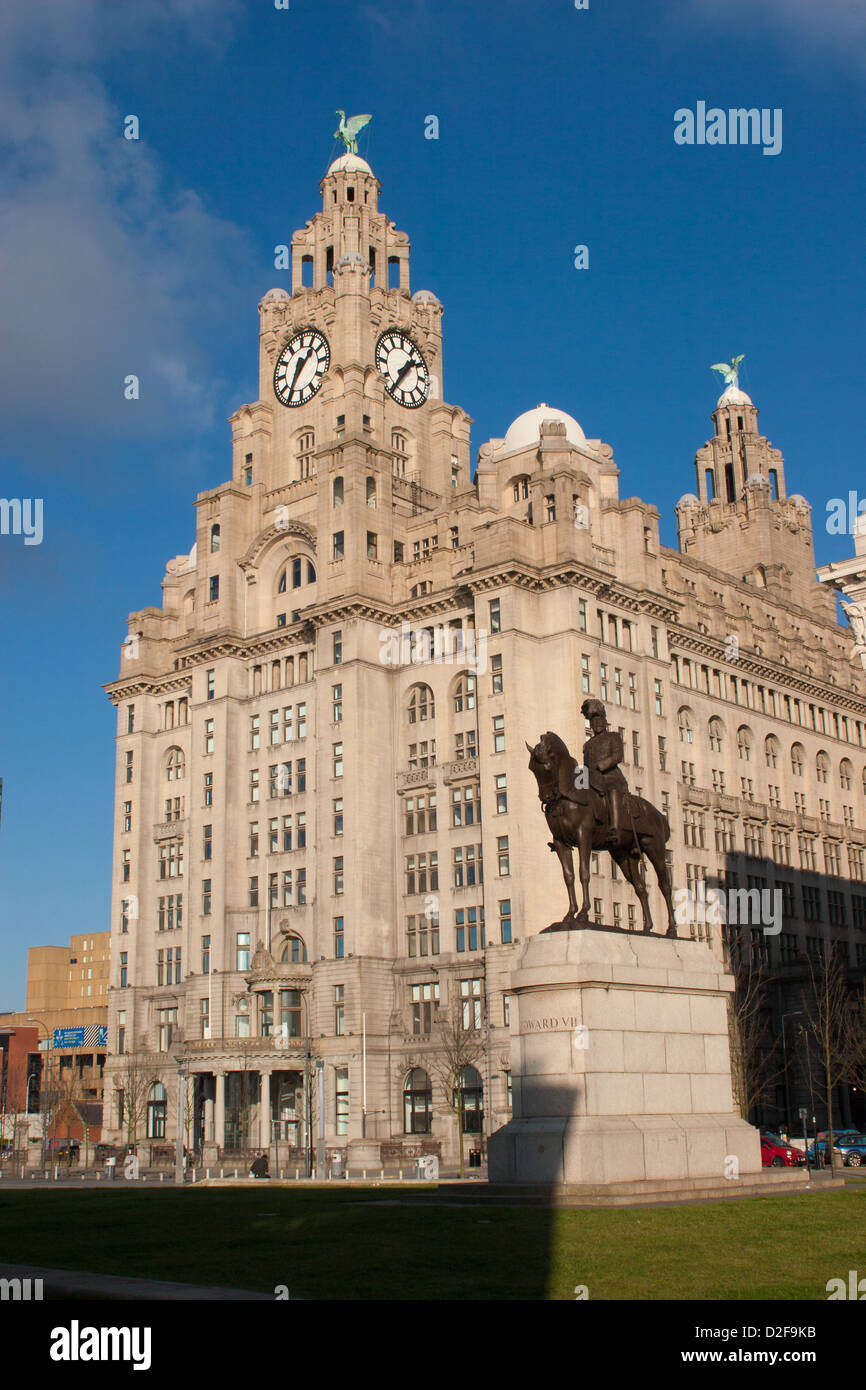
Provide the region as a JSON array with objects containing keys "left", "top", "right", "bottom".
[{"left": 487, "top": 928, "right": 764, "bottom": 1190}]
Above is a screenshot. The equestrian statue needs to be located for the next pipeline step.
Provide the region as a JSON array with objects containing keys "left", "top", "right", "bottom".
[{"left": 526, "top": 698, "right": 677, "bottom": 936}]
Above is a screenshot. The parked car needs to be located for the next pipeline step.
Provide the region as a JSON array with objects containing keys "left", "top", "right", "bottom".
[
  {"left": 807, "top": 1131, "right": 861, "bottom": 1163},
  {"left": 808, "top": 1133, "right": 866, "bottom": 1167},
  {"left": 760, "top": 1134, "right": 800, "bottom": 1167}
]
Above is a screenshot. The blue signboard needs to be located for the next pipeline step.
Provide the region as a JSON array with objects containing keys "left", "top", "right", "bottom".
[{"left": 53, "top": 1026, "right": 108, "bottom": 1049}]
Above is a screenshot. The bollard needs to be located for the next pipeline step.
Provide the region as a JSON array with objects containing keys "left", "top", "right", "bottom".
[
  {"left": 362, "top": 1169, "right": 366, "bottom": 1180},
  {"left": 295, "top": 1168, "right": 299, "bottom": 1180},
  {"left": 220, "top": 1168, "right": 224, "bottom": 1179},
  {"left": 398, "top": 1169, "right": 403, "bottom": 1181},
  {"left": 192, "top": 1167, "right": 196, "bottom": 1183},
  {"left": 96, "top": 1172, "right": 100, "bottom": 1181},
  {"left": 206, "top": 1168, "right": 210, "bottom": 1180},
  {"left": 380, "top": 1168, "right": 384, "bottom": 1180},
  {"left": 54, "top": 1166, "right": 59, "bottom": 1181},
  {"left": 160, "top": 1173, "right": 164, "bottom": 1183},
  {"left": 234, "top": 1168, "right": 237, "bottom": 1180}
]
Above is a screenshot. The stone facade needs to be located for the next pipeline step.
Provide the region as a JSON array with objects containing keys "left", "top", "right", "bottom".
[{"left": 101, "top": 151, "right": 866, "bottom": 1164}]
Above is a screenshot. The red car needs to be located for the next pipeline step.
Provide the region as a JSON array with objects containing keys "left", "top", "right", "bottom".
[{"left": 760, "top": 1134, "right": 801, "bottom": 1167}]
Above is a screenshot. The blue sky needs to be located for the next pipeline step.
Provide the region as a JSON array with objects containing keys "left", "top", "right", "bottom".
[{"left": 1, "top": 0, "right": 865, "bottom": 1000}]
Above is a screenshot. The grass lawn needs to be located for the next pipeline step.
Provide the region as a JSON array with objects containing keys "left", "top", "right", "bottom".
[{"left": 0, "top": 1185, "right": 861, "bottom": 1299}]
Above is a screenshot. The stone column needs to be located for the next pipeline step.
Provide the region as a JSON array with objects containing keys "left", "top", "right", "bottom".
[
  {"left": 260, "top": 1071, "right": 271, "bottom": 1148},
  {"left": 214, "top": 1071, "right": 225, "bottom": 1152}
]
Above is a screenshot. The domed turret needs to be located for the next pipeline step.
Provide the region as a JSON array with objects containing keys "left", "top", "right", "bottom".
[{"left": 502, "top": 403, "right": 586, "bottom": 454}]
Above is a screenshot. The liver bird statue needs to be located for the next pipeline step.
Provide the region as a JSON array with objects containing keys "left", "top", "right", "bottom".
[
  {"left": 334, "top": 111, "right": 372, "bottom": 155},
  {"left": 710, "top": 355, "right": 745, "bottom": 389}
]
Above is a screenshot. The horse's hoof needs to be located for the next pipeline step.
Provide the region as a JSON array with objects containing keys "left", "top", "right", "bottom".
[{"left": 665, "top": 927, "right": 678, "bottom": 939}]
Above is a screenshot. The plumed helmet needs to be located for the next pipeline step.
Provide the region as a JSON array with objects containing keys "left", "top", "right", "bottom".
[{"left": 581, "top": 698, "right": 605, "bottom": 719}]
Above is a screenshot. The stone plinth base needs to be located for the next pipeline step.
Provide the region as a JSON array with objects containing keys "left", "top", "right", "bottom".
[
  {"left": 346, "top": 1139, "right": 381, "bottom": 1173},
  {"left": 442, "top": 1167, "right": 837, "bottom": 1207},
  {"left": 488, "top": 928, "right": 762, "bottom": 1187}
]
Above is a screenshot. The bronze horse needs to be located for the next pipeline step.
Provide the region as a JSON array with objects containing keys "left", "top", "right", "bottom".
[{"left": 527, "top": 731, "right": 677, "bottom": 936}]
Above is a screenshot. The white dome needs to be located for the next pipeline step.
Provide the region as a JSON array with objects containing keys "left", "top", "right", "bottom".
[
  {"left": 716, "top": 384, "right": 753, "bottom": 407},
  {"left": 502, "top": 403, "right": 585, "bottom": 453},
  {"left": 261, "top": 287, "right": 290, "bottom": 303},
  {"left": 676, "top": 493, "right": 701, "bottom": 509},
  {"left": 327, "top": 153, "right": 372, "bottom": 175}
]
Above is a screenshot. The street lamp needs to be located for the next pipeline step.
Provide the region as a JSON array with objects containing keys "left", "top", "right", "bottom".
[
  {"left": 175, "top": 1057, "right": 187, "bottom": 1185},
  {"left": 27, "top": 1018, "right": 53, "bottom": 1167}
]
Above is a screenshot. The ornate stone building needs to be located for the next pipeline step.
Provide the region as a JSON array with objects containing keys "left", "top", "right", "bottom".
[{"left": 102, "top": 149, "right": 866, "bottom": 1164}]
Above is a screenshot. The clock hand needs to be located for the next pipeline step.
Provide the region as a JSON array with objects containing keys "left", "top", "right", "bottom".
[
  {"left": 290, "top": 348, "right": 313, "bottom": 391},
  {"left": 393, "top": 358, "right": 415, "bottom": 388}
]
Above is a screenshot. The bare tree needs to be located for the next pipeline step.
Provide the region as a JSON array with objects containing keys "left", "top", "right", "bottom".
[
  {"left": 805, "top": 943, "right": 858, "bottom": 1170},
  {"left": 724, "top": 929, "right": 784, "bottom": 1122},
  {"left": 431, "top": 997, "right": 487, "bottom": 1178},
  {"left": 114, "top": 1052, "right": 159, "bottom": 1149}
]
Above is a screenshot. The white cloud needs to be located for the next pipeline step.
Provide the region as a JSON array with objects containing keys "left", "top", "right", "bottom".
[
  {"left": 680, "top": 0, "right": 866, "bottom": 69},
  {"left": 0, "top": 0, "right": 254, "bottom": 457}
]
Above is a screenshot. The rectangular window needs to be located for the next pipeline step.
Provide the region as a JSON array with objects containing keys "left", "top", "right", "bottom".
[
  {"left": 333, "top": 531, "right": 344, "bottom": 561},
  {"left": 412, "top": 981, "right": 439, "bottom": 1034},
  {"left": 499, "top": 899, "right": 512, "bottom": 944},
  {"left": 460, "top": 977, "right": 483, "bottom": 1030},
  {"left": 332, "top": 684, "right": 342, "bottom": 722},
  {"left": 125, "top": 750, "right": 133, "bottom": 784},
  {"left": 248, "top": 876, "right": 259, "bottom": 908},
  {"left": 491, "top": 653, "right": 503, "bottom": 694},
  {"left": 333, "top": 797, "right": 343, "bottom": 836},
  {"left": 334, "top": 916, "right": 344, "bottom": 958},
  {"left": 333, "top": 742, "right": 343, "bottom": 778},
  {"left": 335, "top": 984, "right": 345, "bottom": 1036},
  {"left": 334, "top": 856, "right": 344, "bottom": 895},
  {"left": 204, "top": 718, "right": 214, "bottom": 754},
  {"left": 493, "top": 715, "right": 505, "bottom": 753},
  {"left": 123, "top": 801, "right": 132, "bottom": 832},
  {"left": 489, "top": 598, "right": 501, "bottom": 634},
  {"left": 334, "top": 1065, "right": 350, "bottom": 1137},
  {"left": 209, "top": 575, "right": 219, "bottom": 602},
  {"left": 497, "top": 835, "right": 510, "bottom": 875}
]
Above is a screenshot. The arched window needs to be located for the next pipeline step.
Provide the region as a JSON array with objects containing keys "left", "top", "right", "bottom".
[
  {"left": 708, "top": 718, "right": 724, "bottom": 753},
  {"left": 210, "top": 523, "right": 220, "bottom": 553},
  {"left": 765, "top": 735, "right": 780, "bottom": 770},
  {"left": 271, "top": 660, "right": 281, "bottom": 691},
  {"left": 408, "top": 684, "right": 434, "bottom": 723},
  {"left": 840, "top": 759, "right": 853, "bottom": 791},
  {"left": 677, "top": 708, "right": 694, "bottom": 745},
  {"left": 177, "top": 698, "right": 188, "bottom": 726},
  {"left": 791, "top": 744, "right": 805, "bottom": 777},
  {"left": 278, "top": 570, "right": 287, "bottom": 594},
  {"left": 366, "top": 476, "right": 377, "bottom": 508},
  {"left": 453, "top": 673, "right": 476, "bottom": 714},
  {"left": 816, "top": 751, "right": 830, "bottom": 784},
  {"left": 512, "top": 475, "right": 529, "bottom": 502},
  {"left": 454, "top": 1065, "right": 484, "bottom": 1134},
  {"left": 146, "top": 1083, "right": 167, "bottom": 1139},
  {"left": 403, "top": 1067, "right": 432, "bottom": 1134},
  {"left": 280, "top": 935, "right": 308, "bottom": 964},
  {"left": 307, "top": 561, "right": 316, "bottom": 583},
  {"left": 166, "top": 748, "right": 185, "bottom": 782},
  {"left": 737, "top": 726, "right": 753, "bottom": 762},
  {"left": 333, "top": 476, "right": 344, "bottom": 507}
]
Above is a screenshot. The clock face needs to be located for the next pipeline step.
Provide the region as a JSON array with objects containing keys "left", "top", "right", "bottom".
[
  {"left": 375, "top": 329, "right": 430, "bottom": 408},
  {"left": 273, "top": 329, "right": 330, "bottom": 407}
]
